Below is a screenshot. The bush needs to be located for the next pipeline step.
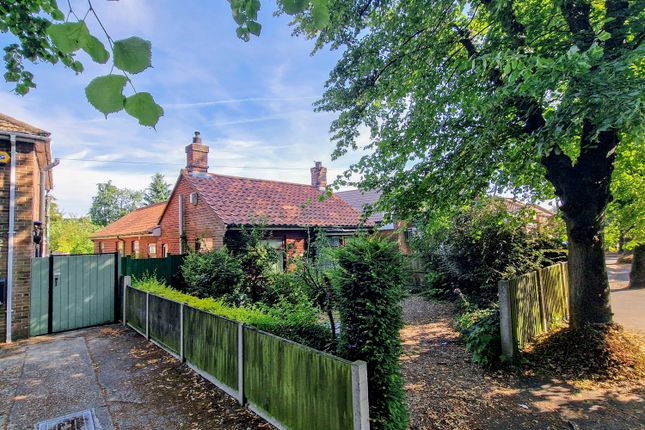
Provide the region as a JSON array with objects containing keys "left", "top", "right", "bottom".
[
  {"left": 413, "top": 198, "right": 567, "bottom": 305},
  {"left": 132, "top": 275, "right": 334, "bottom": 352},
  {"left": 335, "top": 236, "right": 408, "bottom": 430},
  {"left": 455, "top": 305, "right": 502, "bottom": 367},
  {"left": 180, "top": 248, "right": 243, "bottom": 301}
]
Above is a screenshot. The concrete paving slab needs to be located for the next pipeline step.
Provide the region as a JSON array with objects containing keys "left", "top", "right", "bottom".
[
  {"left": 6, "top": 334, "right": 114, "bottom": 430},
  {"left": 0, "top": 326, "right": 270, "bottom": 430}
]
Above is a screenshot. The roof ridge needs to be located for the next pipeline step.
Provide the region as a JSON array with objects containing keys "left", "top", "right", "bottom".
[{"left": 203, "top": 172, "right": 320, "bottom": 189}]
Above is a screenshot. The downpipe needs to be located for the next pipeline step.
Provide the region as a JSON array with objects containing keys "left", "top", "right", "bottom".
[{"left": 5, "top": 134, "right": 17, "bottom": 343}]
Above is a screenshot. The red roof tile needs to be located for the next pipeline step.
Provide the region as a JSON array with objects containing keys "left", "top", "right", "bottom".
[
  {"left": 0, "top": 113, "right": 50, "bottom": 136},
  {"left": 91, "top": 202, "right": 166, "bottom": 238},
  {"left": 186, "top": 172, "right": 367, "bottom": 227}
]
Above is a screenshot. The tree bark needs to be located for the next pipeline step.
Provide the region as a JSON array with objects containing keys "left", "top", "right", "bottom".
[
  {"left": 543, "top": 126, "right": 618, "bottom": 328},
  {"left": 565, "top": 216, "right": 613, "bottom": 326},
  {"left": 629, "top": 244, "right": 645, "bottom": 289}
]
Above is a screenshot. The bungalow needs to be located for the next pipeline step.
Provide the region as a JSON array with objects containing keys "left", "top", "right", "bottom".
[{"left": 91, "top": 132, "right": 368, "bottom": 261}]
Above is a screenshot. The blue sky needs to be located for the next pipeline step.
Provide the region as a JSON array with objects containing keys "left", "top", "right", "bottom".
[{"left": 1, "top": 0, "right": 360, "bottom": 215}]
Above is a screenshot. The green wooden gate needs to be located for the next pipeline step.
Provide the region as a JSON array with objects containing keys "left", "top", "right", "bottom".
[{"left": 30, "top": 253, "right": 118, "bottom": 336}]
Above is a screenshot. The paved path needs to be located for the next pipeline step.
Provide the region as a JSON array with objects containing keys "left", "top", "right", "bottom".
[
  {"left": 607, "top": 254, "right": 645, "bottom": 333},
  {"left": 0, "top": 326, "right": 270, "bottom": 430}
]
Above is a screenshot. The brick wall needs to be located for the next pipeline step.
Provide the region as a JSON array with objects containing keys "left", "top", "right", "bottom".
[
  {"left": 0, "top": 138, "right": 42, "bottom": 341},
  {"left": 158, "top": 172, "right": 226, "bottom": 254}
]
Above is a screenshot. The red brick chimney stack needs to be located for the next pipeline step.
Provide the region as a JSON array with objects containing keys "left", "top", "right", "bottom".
[
  {"left": 310, "top": 161, "right": 327, "bottom": 190},
  {"left": 186, "top": 131, "right": 209, "bottom": 174}
]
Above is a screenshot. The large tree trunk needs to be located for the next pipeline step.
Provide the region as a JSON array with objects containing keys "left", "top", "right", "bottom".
[
  {"left": 565, "top": 215, "right": 613, "bottom": 326},
  {"left": 629, "top": 244, "right": 645, "bottom": 289},
  {"left": 543, "top": 127, "right": 618, "bottom": 328}
]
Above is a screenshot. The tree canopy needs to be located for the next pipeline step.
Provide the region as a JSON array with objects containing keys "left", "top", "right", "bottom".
[
  {"left": 48, "top": 199, "right": 98, "bottom": 254},
  {"left": 89, "top": 180, "right": 143, "bottom": 226},
  {"left": 286, "top": 0, "right": 643, "bottom": 325}
]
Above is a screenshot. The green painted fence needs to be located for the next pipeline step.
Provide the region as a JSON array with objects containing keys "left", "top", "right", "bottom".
[
  {"left": 244, "top": 326, "right": 355, "bottom": 430},
  {"left": 30, "top": 254, "right": 117, "bottom": 336},
  {"left": 499, "top": 262, "right": 570, "bottom": 356},
  {"left": 121, "top": 254, "right": 185, "bottom": 285},
  {"left": 123, "top": 280, "right": 369, "bottom": 430},
  {"left": 183, "top": 307, "right": 239, "bottom": 393}
]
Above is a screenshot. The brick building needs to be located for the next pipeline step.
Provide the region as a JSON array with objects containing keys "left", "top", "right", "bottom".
[
  {"left": 91, "top": 202, "right": 166, "bottom": 257},
  {"left": 1, "top": 114, "right": 56, "bottom": 342},
  {"left": 92, "top": 132, "right": 368, "bottom": 262}
]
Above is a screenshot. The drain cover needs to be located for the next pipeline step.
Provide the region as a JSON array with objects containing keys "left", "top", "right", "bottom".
[{"left": 36, "top": 409, "right": 97, "bottom": 430}]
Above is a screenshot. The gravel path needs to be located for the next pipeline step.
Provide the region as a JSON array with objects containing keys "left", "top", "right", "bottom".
[{"left": 400, "top": 295, "right": 645, "bottom": 430}]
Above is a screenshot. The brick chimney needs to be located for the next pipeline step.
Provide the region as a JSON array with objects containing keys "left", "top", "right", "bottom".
[
  {"left": 185, "top": 131, "right": 209, "bottom": 173},
  {"left": 310, "top": 161, "right": 327, "bottom": 190}
]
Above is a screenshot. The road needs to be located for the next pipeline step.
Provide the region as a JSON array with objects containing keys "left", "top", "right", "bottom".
[{"left": 607, "top": 254, "right": 645, "bottom": 334}]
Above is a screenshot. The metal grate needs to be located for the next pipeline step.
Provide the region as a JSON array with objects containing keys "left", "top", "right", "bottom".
[{"left": 36, "top": 409, "right": 96, "bottom": 430}]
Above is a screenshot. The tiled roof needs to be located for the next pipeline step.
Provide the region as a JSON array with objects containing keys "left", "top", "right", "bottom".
[
  {"left": 0, "top": 113, "right": 50, "bottom": 136},
  {"left": 336, "top": 189, "right": 385, "bottom": 224},
  {"left": 186, "top": 172, "right": 368, "bottom": 227},
  {"left": 501, "top": 197, "right": 554, "bottom": 217},
  {"left": 90, "top": 202, "right": 166, "bottom": 239}
]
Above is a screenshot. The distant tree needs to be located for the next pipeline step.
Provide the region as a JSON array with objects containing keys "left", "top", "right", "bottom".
[
  {"left": 144, "top": 173, "right": 171, "bottom": 205},
  {"left": 48, "top": 199, "right": 98, "bottom": 254},
  {"left": 89, "top": 180, "right": 144, "bottom": 226},
  {"left": 49, "top": 216, "right": 99, "bottom": 254}
]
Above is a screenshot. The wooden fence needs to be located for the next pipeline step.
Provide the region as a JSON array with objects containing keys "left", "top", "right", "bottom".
[
  {"left": 122, "top": 277, "right": 369, "bottom": 430},
  {"left": 121, "top": 254, "right": 185, "bottom": 285},
  {"left": 498, "top": 262, "right": 569, "bottom": 357}
]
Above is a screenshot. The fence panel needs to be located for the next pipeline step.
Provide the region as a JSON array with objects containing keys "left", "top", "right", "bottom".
[
  {"left": 539, "top": 264, "right": 568, "bottom": 328},
  {"left": 29, "top": 257, "right": 50, "bottom": 336},
  {"left": 121, "top": 255, "right": 185, "bottom": 285},
  {"left": 509, "top": 271, "right": 544, "bottom": 350},
  {"left": 243, "top": 327, "right": 355, "bottom": 430},
  {"left": 183, "top": 306, "right": 239, "bottom": 392},
  {"left": 148, "top": 295, "right": 181, "bottom": 354},
  {"left": 126, "top": 287, "right": 147, "bottom": 334}
]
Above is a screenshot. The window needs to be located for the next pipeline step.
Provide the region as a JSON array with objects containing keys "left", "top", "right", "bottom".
[
  {"left": 148, "top": 243, "right": 156, "bottom": 256},
  {"left": 117, "top": 241, "right": 124, "bottom": 253},
  {"left": 190, "top": 192, "right": 198, "bottom": 205},
  {"left": 260, "top": 239, "right": 285, "bottom": 272},
  {"left": 99, "top": 242, "right": 105, "bottom": 253},
  {"left": 132, "top": 240, "right": 139, "bottom": 255},
  {"left": 194, "top": 238, "right": 201, "bottom": 252},
  {"left": 162, "top": 244, "right": 168, "bottom": 257}
]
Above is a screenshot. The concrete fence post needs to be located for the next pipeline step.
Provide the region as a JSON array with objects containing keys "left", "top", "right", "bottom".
[
  {"left": 179, "top": 302, "right": 185, "bottom": 362},
  {"left": 122, "top": 276, "right": 131, "bottom": 326},
  {"left": 237, "top": 323, "right": 245, "bottom": 405},
  {"left": 145, "top": 292, "right": 150, "bottom": 340},
  {"left": 498, "top": 279, "right": 515, "bottom": 359},
  {"left": 351, "top": 360, "right": 369, "bottom": 430}
]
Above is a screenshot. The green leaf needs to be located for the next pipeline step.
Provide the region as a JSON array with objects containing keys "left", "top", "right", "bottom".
[
  {"left": 85, "top": 75, "right": 127, "bottom": 116},
  {"left": 247, "top": 21, "right": 262, "bottom": 36},
  {"left": 82, "top": 35, "right": 110, "bottom": 64},
  {"left": 51, "top": 8, "right": 65, "bottom": 21},
  {"left": 311, "top": 0, "right": 330, "bottom": 28},
  {"left": 47, "top": 21, "right": 90, "bottom": 54},
  {"left": 281, "top": 0, "right": 308, "bottom": 14},
  {"left": 124, "top": 92, "right": 164, "bottom": 127},
  {"left": 113, "top": 37, "right": 152, "bottom": 74}
]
